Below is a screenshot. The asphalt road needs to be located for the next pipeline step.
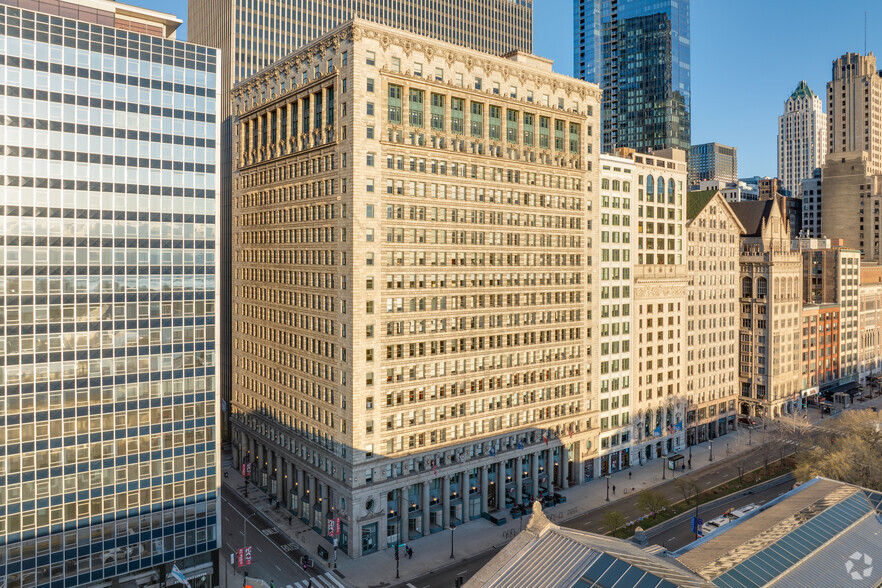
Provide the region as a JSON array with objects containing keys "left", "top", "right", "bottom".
[
  {"left": 221, "top": 485, "right": 320, "bottom": 588},
  {"left": 647, "top": 475, "right": 796, "bottom": 552}
]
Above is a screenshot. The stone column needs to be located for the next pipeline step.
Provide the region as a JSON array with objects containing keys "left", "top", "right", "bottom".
[
  {"left": 256, "top": 114, "right": 264, "bottom": 161},
  {"left": 399, "top": 486, "right": 408, "bottom": 542},
  {"left": 561, "top": 445, "right": 569, "bottom": 489},
  {"left": 438, "top": 472, "right": 450, "bottom": 525},
  {"left": 480, "top": 466, "right": 489, "bottom": 515},
  {"left": 286, "top": 462, "right": 294, "bottom": 507},
  {"left": 422, "top": 481, "right": 431, "bottom": 536},
  {"left": 514, "top": 457, "right": 523, "bottom": 506},
  {"left": 298, "top": 468, "right": 307, "bottom": 516},
  {"left": 530, "top": 452, "right": 539, "bottom": 501},
  {"left": 286, "top": 101, "right": 294, "bottom": 151},
  {"left": 276, "top": 105, "right": 283, "bottom": 150},
  {"left": 276, "top": 454, "right": 284, "bottom": 502},
  {"left": 572, "top": 441, "right": 582, "bottom": 486},
  {"left": 496, "top": 461, "right": 506, "bottom": 510}
]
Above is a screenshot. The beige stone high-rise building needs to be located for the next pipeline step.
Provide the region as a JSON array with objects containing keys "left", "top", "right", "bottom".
[
  {"left": 826, "top": 53, "right": 882, "bottom": 174},
  {"left": 229, "top": 19, "right": 600, "bottom": 558},
  {"left": 778, "top": 81, "right": 827, "bottom": 196},
  {"left": 820, "top": 53, "right": 882, "bottom": 261},
  {"left": 594, "top": 154, "right": 636, "bottom": 475},
  {"left": 620, "top": 148, "right": 689, "bottom": 462},
  {"left": 730, "top": 197, "right": 803, "bottom": 418},
  {"left": 684, "top": 191, "right": 743, "bottom": 446},
  {"left": 189, "top": 0, "right": 534, "bottom": 439}
]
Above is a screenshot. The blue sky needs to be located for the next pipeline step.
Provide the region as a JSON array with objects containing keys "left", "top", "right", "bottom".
[{"left": 135, "top": 0, "right": 882, "bottom": 177}]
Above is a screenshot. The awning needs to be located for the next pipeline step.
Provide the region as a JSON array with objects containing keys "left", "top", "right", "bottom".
[{"left": 183, "top": 563, "right": 214, "bottom": 581}]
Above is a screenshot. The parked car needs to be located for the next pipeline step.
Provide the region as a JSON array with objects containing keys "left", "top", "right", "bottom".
[{"left": 737, "top": 416, "right": 756, "bottom": 427}]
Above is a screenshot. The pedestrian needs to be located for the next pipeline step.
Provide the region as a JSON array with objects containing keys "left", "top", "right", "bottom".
[
  {"left": 408, "top": 546, "right": 414, "bottom": 559},
  {"left": 612, "top": 485, "right": 616, "bottom": 495},
  {"left": 288, "top": 515, "right": 292, "bottom": 525},
  {"left": 629, "top": 471, "right": 632, "bottom": 480}
]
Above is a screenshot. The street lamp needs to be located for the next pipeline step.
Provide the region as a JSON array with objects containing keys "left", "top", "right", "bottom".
[
  {"left": 709, "top": 440, "right": 713, "bottom": 462},
  {"left": 605, "top": 474, "right": 611, "bottom": 501},
  {"left": 662, "top": 456, "right": 667, "bottom": 480},
  {"left": 688, "top": 446, "right": 692, "bottom": 470},
  {"left": 450, "top": 524, "right": 456, "bottom": 559}
]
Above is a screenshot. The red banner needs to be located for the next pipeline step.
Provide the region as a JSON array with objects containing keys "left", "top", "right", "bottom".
[
  {"left": 336, "top": 517, "right": 341, "bottom": 535},
  {"left": 237, "top": 548, "right": 244, "bottom": 567}
]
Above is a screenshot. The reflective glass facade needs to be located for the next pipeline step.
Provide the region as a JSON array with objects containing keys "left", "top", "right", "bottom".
[
  {"left": 574, "top": 0, "right": 691, "bottom": 154},
  {"left": 0, "top": 4, "right": 220, "bottom": 587}
]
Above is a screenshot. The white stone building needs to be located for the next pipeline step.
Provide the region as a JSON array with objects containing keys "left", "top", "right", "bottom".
[{"left": 778, "top": 80, "right": 826, "bottom": 197}]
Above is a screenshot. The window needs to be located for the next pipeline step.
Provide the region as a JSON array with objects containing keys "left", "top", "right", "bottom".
[
  {"left": 366, "top": 179, "right": 375, "bottom": 192},
  {"left": 435, "top": 67, "right": 444, "bottom": 81},
  {"left": 391, "top": 57, "right": 401, "bottom": 73},
  {"left": 342, "top": 51, "right": 348, "bottom": 66},
  {"left": 366, "top": 103, "right": 374, "bottom": 116},
  {"left": 366, "top": 126, "right": 374, "bottom": 139},
  {"left": 456, "top": 72, "right": 464, "bottom": 87},
  {"left": 475, "top": 77, "right": 482, "bottom": 90},
  {"left": 493, "top": 82, "right": 500, "bottom": 95},
  {"left": 366, "top": 204, "right": 375, "bottom": 218},
  {"left": 414, "top": 63, "right": 423, "bottom": 77},
  {"left": 366, "top": 51, "right": 376, "bottom": 66},
  {"left": 366, "top": 153, "right": 375, "bottom": 167},
  {"left": 366, "top": 78, "right": 375, "bottom": 93}
]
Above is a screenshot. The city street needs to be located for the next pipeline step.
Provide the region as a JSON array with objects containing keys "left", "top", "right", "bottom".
[
  {"left": 647, "top": 474, "right": 796, "bottom": 552},
  {"left": 221, "top": 485, "right": 347, "bottom": 588}
]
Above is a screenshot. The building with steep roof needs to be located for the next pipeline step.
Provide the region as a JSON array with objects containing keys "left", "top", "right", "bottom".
[
  {"left": 467, "top": 477, "right": 882, "bottom": 587},
  {"left": 684, "top": 191, "right": 744, "bottom": 446},
  {"left": 778, "top": 81, "right": 827, "bottom": 197},
  {"left": 730, "top": 197, "right": 804, "bottom": 418}
]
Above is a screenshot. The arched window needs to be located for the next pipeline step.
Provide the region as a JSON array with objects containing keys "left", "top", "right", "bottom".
[
  {"left": 742, "top": 277, "right": 752, "bottom": 298},
  {"left": 612, "top": 180, "right": 620, "bottom": 191},
  {"left": 657, "top": 177, "right": 665, "bottom": 198},
  {"left": 646, "top": 175, "right": 654, "bottom": 199},
  {"left": 668, "top": 178, "right": 676, "bottom": 201},
  {"left": 757, "top": 277, "right": 768, "bottom": 299}
]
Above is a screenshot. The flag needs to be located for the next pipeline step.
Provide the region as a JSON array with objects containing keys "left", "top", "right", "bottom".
[
  {"left": 568, "top": 425, "right": 573, "bottom": 438},
  {"left": 432, "top": 460, "right": 437, "bottom": 476},
  {"left": 542, "top": 431, "right": 548, "bottom": 445},
  {"left": 169, "top": 564, "right": 191, "bottom": 588},
  {"left": 489, "top": 444, "right": 496, "bottom": 457},
  {"left": 517, "top": 441, "right": 523, "bottom": 450},
  {"left": 653, "top": 427, "right": 662, "bottom": 437}
]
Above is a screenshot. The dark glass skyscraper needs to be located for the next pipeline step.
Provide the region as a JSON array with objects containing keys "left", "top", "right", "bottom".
[
  {"left": 574, "top": 0, "right": 691, "bottom": 154},
  {"left": 0, "top": 1, "right": 220, "bottom": 587}
]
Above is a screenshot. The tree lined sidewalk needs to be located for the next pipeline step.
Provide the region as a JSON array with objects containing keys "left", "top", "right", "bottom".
[{"left": 564, "top": 442, "right": 792, "bottom": 536}]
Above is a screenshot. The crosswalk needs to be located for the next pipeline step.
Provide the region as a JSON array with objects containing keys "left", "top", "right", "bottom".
[{"left": 285, "top": 572, "right": 347, "bottom": 588}]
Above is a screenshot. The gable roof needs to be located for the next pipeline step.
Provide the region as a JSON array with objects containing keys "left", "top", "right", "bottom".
[
  {"left": 728, "top": 198, "right": 778, "bottom": 237},
  {"left": 686, "top": 190, "right": 717, "bottom": 221},
  {"left": 467, "top": 502, "right": 712, "bottom": 588},
  {"left": 686, "top": 191, "right": 747, "bottom": 234}
]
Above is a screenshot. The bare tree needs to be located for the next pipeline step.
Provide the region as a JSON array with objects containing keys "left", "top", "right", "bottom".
[
  {"left": 674, "top": 477, "right": 701, "bottom": 509},
  {"left": 637, "top": 490, "right": 670, "bottom": 516},
  {"left": 795, "top": 409, "right": 882, "bottom": 490},
  {"left": 601, "top": 510, "right": 627, "bottom": 538}
]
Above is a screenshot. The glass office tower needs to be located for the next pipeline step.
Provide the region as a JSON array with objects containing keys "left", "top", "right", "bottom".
[
  {"left": 0, "top": 1, "right": 220, "bottom": 587},
  {"left": 574, "top": 0, "right": 691, "bottom": 154}
]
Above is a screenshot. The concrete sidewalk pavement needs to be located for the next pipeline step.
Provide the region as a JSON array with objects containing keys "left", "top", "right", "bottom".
[{"left": 222, "top": 428, "right": 757, "bottom": 588}]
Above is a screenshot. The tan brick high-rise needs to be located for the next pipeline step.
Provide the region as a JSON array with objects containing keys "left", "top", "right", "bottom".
[
  {"left": 229, "top": 19, "right": 601, "bottom": 558},
  {"left": 684, "top": 191, "right": 743, "bottom": 446}
]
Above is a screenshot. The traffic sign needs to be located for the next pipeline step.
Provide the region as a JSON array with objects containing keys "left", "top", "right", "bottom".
[{"left": 691, "top": 517, "right": 703, "bottom": 534}]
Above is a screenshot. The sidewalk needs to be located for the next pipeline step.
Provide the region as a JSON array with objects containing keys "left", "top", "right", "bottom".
[{"left": 222, "top": 429, "right": 757, "bottom": 588}]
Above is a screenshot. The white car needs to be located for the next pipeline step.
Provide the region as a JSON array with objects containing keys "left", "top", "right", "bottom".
[{"left": 701, "top": 516, "right": 731, "bottom": 536}]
